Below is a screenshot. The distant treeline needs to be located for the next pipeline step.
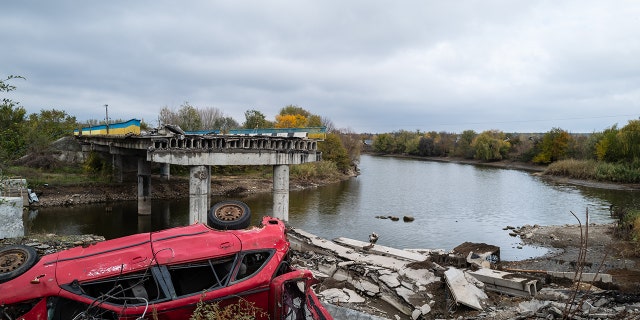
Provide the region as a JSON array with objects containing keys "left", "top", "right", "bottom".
[{"left": 370, "top": 120, "right": 640, "bottom": 183}]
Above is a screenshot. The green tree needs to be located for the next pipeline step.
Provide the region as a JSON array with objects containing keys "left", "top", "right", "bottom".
[
  {"left": 372, "top": 133, "right": 394, "bottom": 153},
  {"left": 392, "top": 130, "right": 420, "bottom": 154},
  {"left": 532, "top": 128, "right": 572, "bottom": 164},
  {"left": 417, "top": 135, "right": 435, "bottom": 156},
  {"left": 318, "top": 133, "right": 350, "bottom": 172},
  {"left": 471, "top": 130, "right": 511, "bottom": 161},
  {"left": 24, "top": 109, "right": 77, "bottom": 153},
  {"left": 243, "top": 109, "right": 268, "bottom": 129},
  {"left": 177, "top": 102, "right": 202, "bottom": 131},
  {"left": 595, "top": 125, "right": 621, "bottom": 162},
  {"left": 436, "top": 132, "right": 456, "bottom": 157},
  {"left": 0, "top": 75, "right": 27, "bottom": 161},
  {"left": 334, "top": 128, "right": 362, "bottom": 166},
  {"left": 453, "top": 130, "right": 477, "bottom": 159},
  {"left": 279, "top": 105, "right": 312, "bottom": 118},
  {"left": 307, "top": 114, "right": 323, "bottom": 127},
  {"left": 618, "top": 120, "right": 640, "bottom": 161}
]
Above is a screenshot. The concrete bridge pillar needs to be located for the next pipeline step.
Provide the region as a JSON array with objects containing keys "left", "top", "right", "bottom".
[
  {"left": 189, "top": 165, "right": 210, "bottom": 224},
  {"left": 113, "top": 154, "right": 123, "bottom": 183},
  {"left": 137, "top": 158, "right": 152, "bottom": 215},
  {"left": 273, "top": 165, "right": 290, "bottom": 222},
  {"left": 160, "top": 163, "right": 170, "bottom": 181}
]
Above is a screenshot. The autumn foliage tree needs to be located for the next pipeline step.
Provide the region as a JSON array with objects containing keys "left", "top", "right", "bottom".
[
  {"left": 275, "top": 114, "right": 307, "bottom": 128},
  {"left": 471, "top": 130, "right": 511, "bottom": 161},
  {"left": 274, "top": 104, "right": 323, "bottom": 128},
  {"left": 532, "top": 128, "right": 572, "bottom": 164}
]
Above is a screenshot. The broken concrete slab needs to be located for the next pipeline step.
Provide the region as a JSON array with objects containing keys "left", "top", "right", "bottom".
[
  {"left": 289, "top": 228, "right": 410, "bottom": 271},
  {"left": 548, "top": 271, "right": 612, "bottom": 283},
  {"left": 468, "top": 268, "right": 541, "bottom": 298},
  {"left": 333, "top": 237, "right": 431, "bottom": 262},
  {"left": 319, "top": 288, "right": 366, "bottom": 304},
  {"left": 444, "top": 267, "right": 488, "bottom": 311}
]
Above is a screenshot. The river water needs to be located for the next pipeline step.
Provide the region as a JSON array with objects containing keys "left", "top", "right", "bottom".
[{"left": 25, "top": 154, "right": 639, "bottom": 261}]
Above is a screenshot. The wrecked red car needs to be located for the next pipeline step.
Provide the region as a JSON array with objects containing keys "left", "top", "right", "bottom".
[{"left": 0, "top": 201, "right": 332, "bottom": 319}]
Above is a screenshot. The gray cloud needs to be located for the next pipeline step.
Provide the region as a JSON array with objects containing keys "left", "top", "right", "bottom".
[{"left": 2, "top": 0, "right": 639, "bottom": 133}]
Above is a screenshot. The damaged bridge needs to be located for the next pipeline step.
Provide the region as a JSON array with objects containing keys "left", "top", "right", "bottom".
[{"left": 75, "top": 125, "right": 323, "bottom": 223}]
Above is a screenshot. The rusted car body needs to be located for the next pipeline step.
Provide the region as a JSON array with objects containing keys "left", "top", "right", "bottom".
[{"left": 0, "top": 216, "right": 332, "bottom": 319}]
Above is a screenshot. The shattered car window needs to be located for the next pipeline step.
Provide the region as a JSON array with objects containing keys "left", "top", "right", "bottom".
[
  {"left": 168, "top": 255, "right": 236, "bottom": 296},
  {"left": 235, "top": 250, "right": 274, "bottom": 281},
  {"left": 69, "top": 269, "right": 166, "bottom": 306}
]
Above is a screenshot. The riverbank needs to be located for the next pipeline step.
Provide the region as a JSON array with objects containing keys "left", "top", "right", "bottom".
[
  {"left": 28, "top": 174, "right": 347, "bottom": 207},
  {"left": 373, "top": 153, "right": 640, "bottom": 191}
]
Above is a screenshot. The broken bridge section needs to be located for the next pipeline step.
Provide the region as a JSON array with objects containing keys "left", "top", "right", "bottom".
[{"left": 76, "top": 126, "right": 322, "bottom": 222}]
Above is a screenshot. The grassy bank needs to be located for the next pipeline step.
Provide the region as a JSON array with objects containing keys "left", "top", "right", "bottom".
[
  {"left": 4, "top": 165, "right": 108, "bottom": 187},
  {"left": 544, "top": 159, "right": 640, "bottom": 183},
  {"left": 3, "top": 160, "right": 346, "bottom": 189}
]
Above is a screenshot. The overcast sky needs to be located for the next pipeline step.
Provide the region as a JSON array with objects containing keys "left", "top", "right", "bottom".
[{"left": 3, "top": 1, "right": 639, "bottom": 133}]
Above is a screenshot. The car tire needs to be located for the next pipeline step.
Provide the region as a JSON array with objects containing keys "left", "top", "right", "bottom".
[
  {"left": 207, "top": 200, "right": 252, "bottom": 230},
  {"left": 0, "top": 245, "right": 38, "bottom": 283}
]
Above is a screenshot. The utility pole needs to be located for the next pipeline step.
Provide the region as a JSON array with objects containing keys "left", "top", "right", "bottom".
[{"left": 104, "top": 104, "right": 109, "bottom": 134}]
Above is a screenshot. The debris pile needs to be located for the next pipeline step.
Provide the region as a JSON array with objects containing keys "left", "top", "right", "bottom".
[{"left": 287, "top": 227, "right": 640, "bottom": 320}]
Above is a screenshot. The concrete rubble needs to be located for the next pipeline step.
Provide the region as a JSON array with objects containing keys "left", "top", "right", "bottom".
[{"left": 287, "top": 227, "right": 639, "bottom": 320}]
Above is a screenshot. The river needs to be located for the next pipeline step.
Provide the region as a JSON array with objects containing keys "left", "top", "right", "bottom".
[{"left": 25, "top": 154, "right": 639, "bottom": 261}]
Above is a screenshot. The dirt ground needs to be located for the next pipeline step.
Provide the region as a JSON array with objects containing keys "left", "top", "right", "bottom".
[{"left": 501, "top": 223, "right": 640, "bottom": 294}]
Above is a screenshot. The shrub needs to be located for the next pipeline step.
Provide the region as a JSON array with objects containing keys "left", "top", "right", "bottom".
[
  {"left": 612, "top": 207, "right": 640, "bottom": 243},
  {"left": 545, "top": 159, "right": 640, "bottom": 183},
  {"left": 290, "top": 161, "right": 340, "bottom": 181},
  {"left": 189, "top": 296, "right": 268, "bottom": 320},
  {"left": 545, "top": 159, "right": 598, "bottom": 180}
]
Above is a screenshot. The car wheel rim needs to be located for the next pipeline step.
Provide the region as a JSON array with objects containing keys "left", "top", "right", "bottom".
[
  {"left": 0, "top": 249, "right": 27, "bottom": 273},
  {"left": 215, "top": 204, "right": 244, "bottom": 221}
]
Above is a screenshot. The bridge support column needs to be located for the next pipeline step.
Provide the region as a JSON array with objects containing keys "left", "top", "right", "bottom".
[
  {"left": 160, "top": 163, "right": 170, "bottom": 181},
  {"left": 189, "top": 165, "right": 210, "bottom": 224},
  {"left": 113, "top": 155, "right": 123, "bottom": 183},
  {"left": 137, "top": 159, "right": 152, "bottom": 215},
  {"left": 273, "top": 165, "right": 289, "bottom": 222}
]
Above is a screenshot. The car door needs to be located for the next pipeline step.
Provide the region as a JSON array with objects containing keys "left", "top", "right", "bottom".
[{"left": 269, "top": 269, "right": 333, "bottom": 320}]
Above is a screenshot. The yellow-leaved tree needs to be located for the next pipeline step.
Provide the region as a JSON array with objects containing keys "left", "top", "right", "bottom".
[{"left": 275, "top": 114, "right": 307, "bottom": 128}]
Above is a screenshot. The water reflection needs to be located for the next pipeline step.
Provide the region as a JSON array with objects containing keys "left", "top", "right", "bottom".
[{"left": 26, "top": 155, "right": 638, "bottom": 261}]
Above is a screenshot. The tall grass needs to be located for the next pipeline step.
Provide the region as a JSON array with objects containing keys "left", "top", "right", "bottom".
[
  {"left": 290, "top": 161, "right": 341, "bottom": 181},
  {"left": 6, "top": 165, "right": 107, "bottom": 187},
  {"left": 545, "top": 159, "right": 640, "bottom": 183}
]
